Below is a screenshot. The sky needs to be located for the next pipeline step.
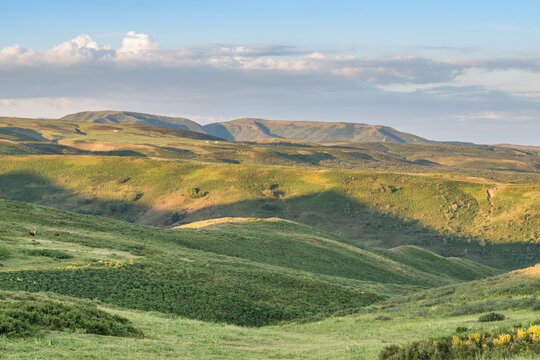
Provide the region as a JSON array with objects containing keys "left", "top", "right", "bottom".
[{"left": 1, "top": 0, "right": 540, "bottom": 144}]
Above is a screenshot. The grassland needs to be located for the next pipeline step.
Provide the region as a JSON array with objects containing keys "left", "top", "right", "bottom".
[
  {"left": 1, "top": 116, "right": 540, "bottom": 177},
  {"left": 0, "top": 116, "right": 538, "bottom": 358},
  {"left": 0, "top": 154, "right": 536, "bottom": 269},
  {"left": 0, "top": 265, "right": 536, "bottom": 359},
  {"left": 0, "top": 198, "right": 536, "bottom": 358}
]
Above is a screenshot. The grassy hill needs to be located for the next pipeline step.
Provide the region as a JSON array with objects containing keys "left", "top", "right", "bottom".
[
  {"left": 59, "top": 110, "right": 206, "bottom": 134},
  {"left": 0, "top": 199, "right": 503, "bottom": 327},
  {"left": 0, "top": 116, "right": 537, "bottom": 359},
  {"left": 0, "top": 155, "right": 536, "bottom": 269},
  {"left": 58, "top": 111, "right": 430, "bottom": 143},
  {"left": 203, "top": 118, "right": 429, "bottom": 143},
  {"left": 0, "top": 261, "right": 536, "bottom": 359},
  {"left": 2, "top": 117, "right": 539, "bottom": 176}
]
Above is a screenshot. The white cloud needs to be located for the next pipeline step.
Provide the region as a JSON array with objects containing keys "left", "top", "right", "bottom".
[
  {"left": 43, "top": 34, "right": 114, "bottom": 65},
  {"left": 117, "top": 31, "right": 158, "bottom": 59}
]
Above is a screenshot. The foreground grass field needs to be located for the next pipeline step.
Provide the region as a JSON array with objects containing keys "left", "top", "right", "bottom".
[{"left": 0, "top": 265, "right": 537, "bottom": 359}]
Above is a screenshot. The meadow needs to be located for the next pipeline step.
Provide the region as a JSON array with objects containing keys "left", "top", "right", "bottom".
[
  {"left": 0, "top": 155, "right": 536, "bottom": 269},
  {"left": 0, "top": 117, "right": 538, "bottom": 359}
]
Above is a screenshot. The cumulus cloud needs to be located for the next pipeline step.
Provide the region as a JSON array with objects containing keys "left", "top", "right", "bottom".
[{"left": 117, "top": 31, "right": 158, "bottom": 59}]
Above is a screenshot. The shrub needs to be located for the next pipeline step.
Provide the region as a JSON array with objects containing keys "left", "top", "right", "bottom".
[
  {"left": 379, "top": 324, "right": 540, "bottom": 360},
  {"left": 170, "top": 211, "right": 185, "bottom": 223},
  {"left": 187, "top": 187, "right": 207, "bottom": 198},
  {"left": 262, "top": 202, "right": 281, "bottom": 211},
  {"left": 0, "top": 299, "right": 141, "bottom": 338},
  {"left": 455, "top": 326, "right": 468, "bottom": 333},
  {"left": 478, "top": 312, "right": 506, "bottom": 322},
  {"left": 25, "top": 248, "right": 73, "bottom": 259}
]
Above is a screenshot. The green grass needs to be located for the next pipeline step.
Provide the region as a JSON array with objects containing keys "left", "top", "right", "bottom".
[
  {"left": 1, "top": 117, "right": 539, "bottom": 178},
  {"left": 0, "top": 266, "right": 536, "bottom": 359},
  {"left": 0, "top": 291, "right": 140, "bottom": 338},
  {"left": 0, "top": 155, "right": 536, "bottom": 269},
  {"left": 0, "top": 199, "right": 507, "bottom": 327}
]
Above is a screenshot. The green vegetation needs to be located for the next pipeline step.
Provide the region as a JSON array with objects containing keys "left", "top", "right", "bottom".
[
  {"left": 0, "top": 155, "right": 536, "bottom": 269},
  {"left": 2, "top": 117, "right": 539, "bottom": 176},
  {"left": 0, "top": 264, "right": 536, "bottom": 359},
  {"left": 25, "top": 248, "right": 73, "bottom": 259},
  {"left": 0, "top": 116, "right": 537, "bottom": 358},
  {"left": 0, "top": 291, "right": 140, "bottom": 338},
  {"left": 202, "top": 117, "right": 428, "bottom": 142},
  {"left": 379, "top": 323, "right": 540, "bottom": 360},
  {"left": 478, "top": 313, "right": 506, "bottom": 322}
]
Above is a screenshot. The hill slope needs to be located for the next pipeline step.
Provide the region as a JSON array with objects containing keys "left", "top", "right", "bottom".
[
  {"left": 59, "top": 112, "right": 430, "bottom": 143},
  {"left": 0, "top": 262, "right": 536, "bottom": 359},
  {"left": 60, "top": 111, "right": 206, "bottom": 134},
  {"left": 0, "top": 199, "right": 502, "bottom": 327},
  {"left": 203, "top": 118, "right": 429, "bottom": 143},
  {"left": 0, "top": 156, "right": 536, "bottom": 269}
]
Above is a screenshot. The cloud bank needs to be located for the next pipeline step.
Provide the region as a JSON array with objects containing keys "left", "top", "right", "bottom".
[{"left": 1, "top": 31, "right": 539, "bottom": 144}]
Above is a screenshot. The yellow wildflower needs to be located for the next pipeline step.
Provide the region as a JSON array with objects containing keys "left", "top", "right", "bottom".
[
  {"left": 529, "top": 325, "right": 540, "bottom": 340},
  {"left": 468, "top": 333, "right": 480, "bottom": 343},
  {"left": 452, "top": 336, "right": 461, "bottom": 347},
  {"left": 517, "top": 328, "right": 526, "bottom": 340},
  {"left": 16, "top": 277, "right": 22, "bottom": 282},
  {"left": 493, "top": 333, "right": 511, "bottom": 346}
]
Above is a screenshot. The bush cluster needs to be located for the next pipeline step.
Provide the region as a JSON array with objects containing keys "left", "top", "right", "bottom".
[
  {"left": 0, "top": 299, "right": 141, "bottom": 338},
  {"left": 379, "top": 324, "right": 540, "bottom": 360},
  {"left": 187, "top": 187, "right": 207, "bottom": 199},
  {"left": 0, "top": 262, "right": 378, "bottom": 327},
  {"left": 25, "top": 248, "right": 73, "bottom": 259},
  {"left": 478, "top": 312, "right": 506, "bottom": 322}
]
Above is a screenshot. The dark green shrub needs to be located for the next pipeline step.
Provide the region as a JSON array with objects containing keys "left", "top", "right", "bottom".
[
  {"left": 170, "top": 211, "right": 185, "bottom": 223},
  {"left": 455, "top": 326, "right": 468, "bottom": 333},
  {"left": 262, "top": 202, "right": 281, "bottom": 211},
  {"left": 0, "top": 299, "right": 141, "bottom": 338},
  {"left": 25, "top": 248, "right": 73, "bottom": 259},
  {"left": 187, "top": 187, "right": 207, "bottom": 198},
  {"left": 478, "top": 312, "right": 505, "bottom": 322},
  {"left": 379, "top": 324, "right": 540, "bottom": 360}
]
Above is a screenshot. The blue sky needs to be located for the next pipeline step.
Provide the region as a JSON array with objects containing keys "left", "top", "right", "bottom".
[{"left": 1, "top": 0, "right": 540, "bottom": 144}]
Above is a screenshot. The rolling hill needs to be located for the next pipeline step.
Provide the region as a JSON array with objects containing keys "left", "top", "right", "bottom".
[
  {"left": 59, "top": 111, "right": 429, "bottom": 143},
  {"left": 203, "top": 118, "right": 430, "bottom": 143},
  {"left": 59, "top": 111, "right": 207, "bottom": 134},
  {"left": 0, "top": 199, "right": 502, "bottom": 326},
  {"left": 2, "top": 116, "right": 539, "bottom": 175},
  {"left": 0, "top": 155, "right": 537, "bottom": 269},
  {"left": 0, "top": 114, "right": 537, "bottom": 360}
]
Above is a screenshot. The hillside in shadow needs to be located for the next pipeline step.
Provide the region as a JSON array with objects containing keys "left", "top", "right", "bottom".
[{"left": 0, "top": 171, "right": 534, "bottom": 271}]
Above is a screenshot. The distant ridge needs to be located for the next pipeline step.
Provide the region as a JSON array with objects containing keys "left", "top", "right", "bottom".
[
  {"left": 204, "top": 118, "right": 429, "bottom": 143},
  {"left": 60, "top": 111, "right": 206, "bottom": 134},
  {"left": 59, "top": 111, "right": 429, "bottom": 143}
]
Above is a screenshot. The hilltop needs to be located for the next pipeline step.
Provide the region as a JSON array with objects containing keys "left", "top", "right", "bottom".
[
  {"left": 59, "top": 111, "right": 429, "bottom": 143},
  {"left": 59, "top": 111, "right": 206, "bottom": 134},
  {"left": 203, "top": 117, "right": 430, "bottom": 143}
]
